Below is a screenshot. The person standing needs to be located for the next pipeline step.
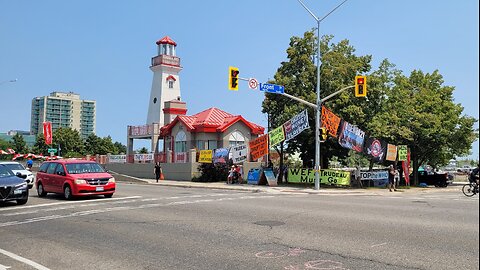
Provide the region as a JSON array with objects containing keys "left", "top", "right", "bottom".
[
  {"left": 355, "top": 166, "right": 363, "bottom": 188},
  {"left": 154, "top": 162, "right": 162, "bottom": 183},
  {"left": 388, "top": 165, "right": 397, "bottom": 192}
]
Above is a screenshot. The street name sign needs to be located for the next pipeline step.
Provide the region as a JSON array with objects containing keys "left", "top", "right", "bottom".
[
  {"left": 48, "top": 148, "right": 57, "bottom": 153},
  {"left": 259, "top": 83, "right": 284, "bottom": 94}
]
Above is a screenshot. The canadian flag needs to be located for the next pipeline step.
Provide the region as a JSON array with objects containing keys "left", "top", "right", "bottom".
[
  {"left": 0, "top": 149, "right": 8, "bottom": 154},
  {"left": 7, "top": 148, "right": 15, "bottom": 154}
]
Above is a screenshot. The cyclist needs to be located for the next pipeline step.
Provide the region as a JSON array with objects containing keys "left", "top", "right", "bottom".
[{"left": 468, "top": 164, "right": 479, "bottom": 193}]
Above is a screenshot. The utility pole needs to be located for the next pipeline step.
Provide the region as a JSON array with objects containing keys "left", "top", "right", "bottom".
[{"left": 297, "top": 0, "right": 348, "bottom": 190}]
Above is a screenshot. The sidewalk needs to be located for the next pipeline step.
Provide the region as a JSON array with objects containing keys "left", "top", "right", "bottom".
[{"left": 111, "top": 171, "right": 461, "bottom": 195}]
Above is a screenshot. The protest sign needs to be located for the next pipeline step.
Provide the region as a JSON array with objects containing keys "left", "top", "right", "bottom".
[
  {"left": 284, "top": 110, "right": 310, "bottom": 141},
  {"left": 269, "top": 126, "right": 285, "bottom": 147},
  {"left": 249, "top": 134, "right": 268, "bottom": 161},
  {"left": 198, "top": 150, "right": 213, "bottom": 163},
  {"left": 231, "top": 144, "right": 248, "bottom": 164}
]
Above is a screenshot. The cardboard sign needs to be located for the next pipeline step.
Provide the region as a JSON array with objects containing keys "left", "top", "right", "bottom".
[
  {"left": 199, "top": 150, "right": 213, "bottom": 163},
  {"left": 284, "top": 110, "right": 310, "bottom": 141},
  {"left": 269, "top": 126, "right": 285, "bottom": 147},
  {"left": 231, "top": 144, "right": 248, "bottom": 164},
  {"left": 385, "top": 144, "right": 398, "bottom": 161},
  {"left": 249, "top": 134, "right": 269, "bottom": 161},
  {"left": 398, "top": 145, "right": 408, "bottom": 161},
  {"left": 288, "top": 168, "right": 351, "bottom": 186}
]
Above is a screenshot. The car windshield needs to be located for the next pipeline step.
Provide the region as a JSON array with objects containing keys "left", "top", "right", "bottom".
[
  {"left": 65, "top": 163, "right": 106, "bottom": 174},
  {"left": 0, "top": 165, "right": 15, "bottom": 178},
  {"left": 4, "top": 163, "right": 25, "bottom": 171}
]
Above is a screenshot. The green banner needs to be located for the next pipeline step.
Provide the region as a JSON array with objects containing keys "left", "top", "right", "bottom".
[
  {"left": 269, "top": 126, "right": 285, "bottom": 147},
  {"left": 288, "top": 168, "right": 351, "bottom": 186},
  {"left": 398, "top": 145, "right": 408, "bottom": 161}
]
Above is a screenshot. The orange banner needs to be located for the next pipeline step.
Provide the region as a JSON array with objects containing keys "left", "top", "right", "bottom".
[
  {"left": 385, "top": 144, "right": 397, "bottom": 161},
  {"left": 321, "top": 106, "right": 341, "bottom": 137},
  {"left": 249, "top": 134, "right": 269, "bottom": 161}
]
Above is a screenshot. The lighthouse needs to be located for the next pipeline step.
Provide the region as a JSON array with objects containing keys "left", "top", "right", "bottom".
[{"left": 146, "top": 36, "right": 182, "bottom": 127}]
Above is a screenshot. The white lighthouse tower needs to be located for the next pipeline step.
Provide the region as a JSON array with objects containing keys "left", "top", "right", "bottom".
[{"left": 147, "top": 36, "right": 182, "bottom": 127}]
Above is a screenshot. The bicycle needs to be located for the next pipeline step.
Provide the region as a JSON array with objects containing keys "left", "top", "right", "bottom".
[{"left": 462, "top": 182, "right": 478, "bottom": 197}]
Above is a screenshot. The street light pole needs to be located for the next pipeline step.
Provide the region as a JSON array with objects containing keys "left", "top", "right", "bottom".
[{"left": 297, "top": 0, "right": 347, "bottom": 190}]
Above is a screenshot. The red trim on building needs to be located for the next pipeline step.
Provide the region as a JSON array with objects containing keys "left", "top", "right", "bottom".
[
  {"left": 160, "top": 107, "right": 265, "bottom": 137},
  {"left": 165, "top": 75, "right": 176, "bottom": 81},
  {"left": 163, "top": 107, "right": 187, "bottom": 115},
  {"left": 156, "top": 36, "right": 177, "bottom": 46}
]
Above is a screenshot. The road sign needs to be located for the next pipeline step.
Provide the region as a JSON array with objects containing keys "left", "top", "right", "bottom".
[
  {"left": 48, "top": 148, "right": 57, "bottom": 153},
  {"left": 259, "top": 83, "right": 284, "bottom": 94},
  {"left": 248, "top": 78, "right": 258, "bottom": 89}
]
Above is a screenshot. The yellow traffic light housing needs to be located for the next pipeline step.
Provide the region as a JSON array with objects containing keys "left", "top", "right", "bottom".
[
  {"left": 320, "top": 127, "right": 327, "bottom": 142},
  {"left": 228, "top": 66, "right": 239, "bottom": 90},
  {"left": 355, "top": 75, "right": 367, "bottom": 97}
]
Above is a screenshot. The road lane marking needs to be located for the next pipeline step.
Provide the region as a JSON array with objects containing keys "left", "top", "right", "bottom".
[
  {"left": 0, "top": 194, "right": 278, "bottom": 228},
  {"left": 0, "top": 248, "right": 51, "bottom": 270},
  {"left": 371, "top": 242, "right": 387, "bottom": 248},
  {"left": 0, "top": 196, "right": 142, "bottom": 212}
]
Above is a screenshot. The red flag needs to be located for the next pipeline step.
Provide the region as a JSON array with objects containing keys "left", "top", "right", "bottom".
[
  {"left": 43, "top": 121, "right": 53, "bottom": 145},
  {"left": 7, "top": 148, "right": 15, "bottom": 154}
]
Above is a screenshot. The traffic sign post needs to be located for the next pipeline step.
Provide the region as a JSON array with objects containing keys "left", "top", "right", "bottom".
[
  {"left": 248, "top": 78, "right": 258, "bottom": 89},
  {"left": 259, "top": 83, "right": 285, "bottom": 94}
]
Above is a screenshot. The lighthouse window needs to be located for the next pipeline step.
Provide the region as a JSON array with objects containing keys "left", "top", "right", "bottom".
[{"left": 168, "top": 80, "right": 174, "bottom": 89}]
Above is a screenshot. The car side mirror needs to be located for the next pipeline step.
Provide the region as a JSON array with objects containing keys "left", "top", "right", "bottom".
[{"left": 16, "top": 172, "right": 27, "bottom": 179}]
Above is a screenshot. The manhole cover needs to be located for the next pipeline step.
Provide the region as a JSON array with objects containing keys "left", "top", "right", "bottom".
[{"left": 254, "top": 220, "right": 285, "bottom": 227}]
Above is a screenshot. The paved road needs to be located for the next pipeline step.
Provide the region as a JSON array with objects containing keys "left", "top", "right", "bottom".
[{"left": 0, "top": 183, "right": 478, "bottom": 270}]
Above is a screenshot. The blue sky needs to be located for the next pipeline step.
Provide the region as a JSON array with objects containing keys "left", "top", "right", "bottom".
[{"left": 1, "top": 0, "right": 478, "bottom": 159}]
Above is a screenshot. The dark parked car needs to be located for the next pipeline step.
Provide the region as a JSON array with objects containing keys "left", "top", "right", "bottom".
[
  {"left": 0, "top": 164, "right": 29, "bottom": 205},
  {"left": 413, "top": 171, "right": 450, "bottom": 187}
]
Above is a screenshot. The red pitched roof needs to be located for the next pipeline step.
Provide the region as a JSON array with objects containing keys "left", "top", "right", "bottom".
[
  {"left": 156, "top": 36, "right": 177, "bottom": 46},
  {"left": 161, "top": 107, "right": 264, "bottom": 136}
]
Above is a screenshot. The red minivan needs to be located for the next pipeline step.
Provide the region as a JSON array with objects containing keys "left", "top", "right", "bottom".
[{"left": 35, "top": 160, "right": 115, "bottom": 199}]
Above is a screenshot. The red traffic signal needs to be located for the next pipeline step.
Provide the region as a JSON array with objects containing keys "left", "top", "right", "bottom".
[{"left": 355, "top": 75, "right": 367, "bottom": 97}]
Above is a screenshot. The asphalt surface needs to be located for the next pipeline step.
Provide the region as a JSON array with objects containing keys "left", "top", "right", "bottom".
[{"left": 0, "top": 180, "right": 478, "bottom": 270}]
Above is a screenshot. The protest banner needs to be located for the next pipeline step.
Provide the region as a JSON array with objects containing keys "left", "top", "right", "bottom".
[
  {"left": 338, "top": 120, "right": 365, "bottom": 153},
  {"left": 321, "top": 106, "right": 341, "bottom": 137},
  {"left": 231, "top": 144, "right": 248, "bottom": 164},
  {"left": 397, "top": 145, "right": 408, "bottom": 161},
  {"left": 284, "top": 110, "right": 310, "bottom": 141},
  {"left": 269, "top": 126, "right": 285, "bottom": 147},
  {"left": 198, "top": 150, "right": 213, "bottom": 163},
  {"left": 249, "top": 134, "right": 268, "bottom": 161},
  {"left": 288, "top": 168, "right": 350, "bottom": 186},
  {"left": 213, "top": 148, "right": 229, "bottom": 164},
  {"left": 385, "top": 144, "right": 398, "bottom": 161},
  {"left": 363, "top": 136, "right": 387, "bottom": 162}
]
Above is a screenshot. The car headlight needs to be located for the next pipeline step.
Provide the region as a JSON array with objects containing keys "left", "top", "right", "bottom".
[
  {"left": 74, "top": 179, "right": 87, "bottom": 185},
  {"left": 108, "top": 177, "right": 116, "bottom": 183},
  {"left": 15, "top": 182, "right": 28, "bottom": 189}
]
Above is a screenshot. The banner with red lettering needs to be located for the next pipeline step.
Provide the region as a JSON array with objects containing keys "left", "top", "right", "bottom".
[
  {"left": 321, "top": 106, "right": 341, "bottom": 137},
  {"left": 43, "top": 122, "right": 52, "bottom": 145},
  {"left": 249, "top": 134, "right": 269, "bottom": 161}
]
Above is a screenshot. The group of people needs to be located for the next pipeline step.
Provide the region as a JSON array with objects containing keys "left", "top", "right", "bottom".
[{"left": 227, "top": 165, "right": 243, "bottom": 184}]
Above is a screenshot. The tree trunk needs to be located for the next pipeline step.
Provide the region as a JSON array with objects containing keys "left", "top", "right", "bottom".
[{"left": 412, "top": 147, "right": 419, "bottom": 186}]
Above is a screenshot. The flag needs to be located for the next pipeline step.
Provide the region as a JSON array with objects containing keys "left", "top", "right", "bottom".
[
  {"left": 43, "top": 121, "right": 53, "bottom": 145},
  {"left": 0, "top": 150, "right": 8, "bottom": 155},
  {"left": 7, "top": 148, "right": 15, "bottom": 154}
]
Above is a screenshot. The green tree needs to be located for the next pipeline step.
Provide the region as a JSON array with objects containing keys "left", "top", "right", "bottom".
[
  {"left": 11, "top": 133, "right": 28, "bottom": 153},
  {"left": 113, "top": 141, "right": 127, "bottom": 154},
  {"left": 0, "top": 138, "right": 12, "bottom": 151},
  {"left": 138, "top": 147, "right": 149, "bottom": 154},
  {"left": 53, "top": 128, "right": 84, "bottom": 157},
  {"left": 84, "top": 133, "right": 102, "bottom": 155},
  {"left": 32, "top": 134, "right": 48, "bottom": 156}
]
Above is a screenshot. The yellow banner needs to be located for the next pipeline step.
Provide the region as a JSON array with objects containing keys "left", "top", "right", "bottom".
[
  {"left": 269, "top": 126, "right": 285, "bottom": 147},
  {"left": 198, "top": 150, "right": 213, "bottom": 163}
]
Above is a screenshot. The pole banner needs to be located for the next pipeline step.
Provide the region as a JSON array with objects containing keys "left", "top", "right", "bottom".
[
  {"left": 269, "top": 126, "right": 285, "bottom": 147},
  {"left": 43, "top": 121, "right": 53, "bottom": 145},
  {"left": 284, "top": 109, "right": 310, "bottom": 141},
  {"left": 321, "top": 106, "right": 341, "bottom": 137}
]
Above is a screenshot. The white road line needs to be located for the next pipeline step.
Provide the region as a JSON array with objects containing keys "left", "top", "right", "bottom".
[
  {"left": 0, "top": 248, "right": 51, "bottom": 270},
  {"left": 371, "top": 242, "right": 388, "bottom": 248},
  {"left": 0, "top": 194, "right": 277, "bottom": 228},
  {"left": 0, "top": 196, "right": 142, "bottom": 212}
]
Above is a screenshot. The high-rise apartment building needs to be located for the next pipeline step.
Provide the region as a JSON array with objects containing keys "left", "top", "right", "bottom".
[{"left": 31, "top": 92, "right": 96, "bottom": 138}]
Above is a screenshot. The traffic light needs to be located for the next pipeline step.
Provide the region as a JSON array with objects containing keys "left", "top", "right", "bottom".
[
  {"left": 320, "top": 127, "right": 328, "bottom": 142},
  {"left": 355, "top": 75, "right": 367, "bottom": 97},
  {"left": 229, "top": 66, "right": 239, "bottom": 90}
]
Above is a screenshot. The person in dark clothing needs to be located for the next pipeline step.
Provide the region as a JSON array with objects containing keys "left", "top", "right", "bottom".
[
  {"left": 154, "top": 162, "right": 162, "bottom": 183},
  {"left": 388, "top": 165, "right": 397, "bottom": 192}
]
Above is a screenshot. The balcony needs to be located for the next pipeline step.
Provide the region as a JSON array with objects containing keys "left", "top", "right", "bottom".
[{"left": 151, "top": 55, "right": 180, "bottom": 67}]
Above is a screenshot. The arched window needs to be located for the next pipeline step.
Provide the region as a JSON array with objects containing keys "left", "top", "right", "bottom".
[
  {"left": 229, "top": 130, "right": 245, "bottom": 147},
  {"left": 175, "top": 131, "right": 187, "bottom": 152}
]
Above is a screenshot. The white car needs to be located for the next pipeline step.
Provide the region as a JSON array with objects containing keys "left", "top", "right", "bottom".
[{"left": 0, "top": 161, "right": 34, "bottom": 189}]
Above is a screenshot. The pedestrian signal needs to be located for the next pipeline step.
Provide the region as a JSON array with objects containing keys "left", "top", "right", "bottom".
[
  {"left": 355, "top": 75, "right": 367, "bottom": 97},
  {"left": 320, "top": 127, "right": 328, "bottom": 142},
  {"left": 229, "top": 66, "right": 240, "bottom": 91}
]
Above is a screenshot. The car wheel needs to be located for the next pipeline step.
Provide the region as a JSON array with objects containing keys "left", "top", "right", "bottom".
[
  {"left": 17, "top": 197, "right": 28, "bottom": 205},
  {"left": 37, "top": 183, "right": 47, "bottom": 197},
  {"left": 64, "top": 185, "right": 73, "bottom": 200},
  {"left": 104, "top": 194, "right": 113, "bottom": 198}
]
